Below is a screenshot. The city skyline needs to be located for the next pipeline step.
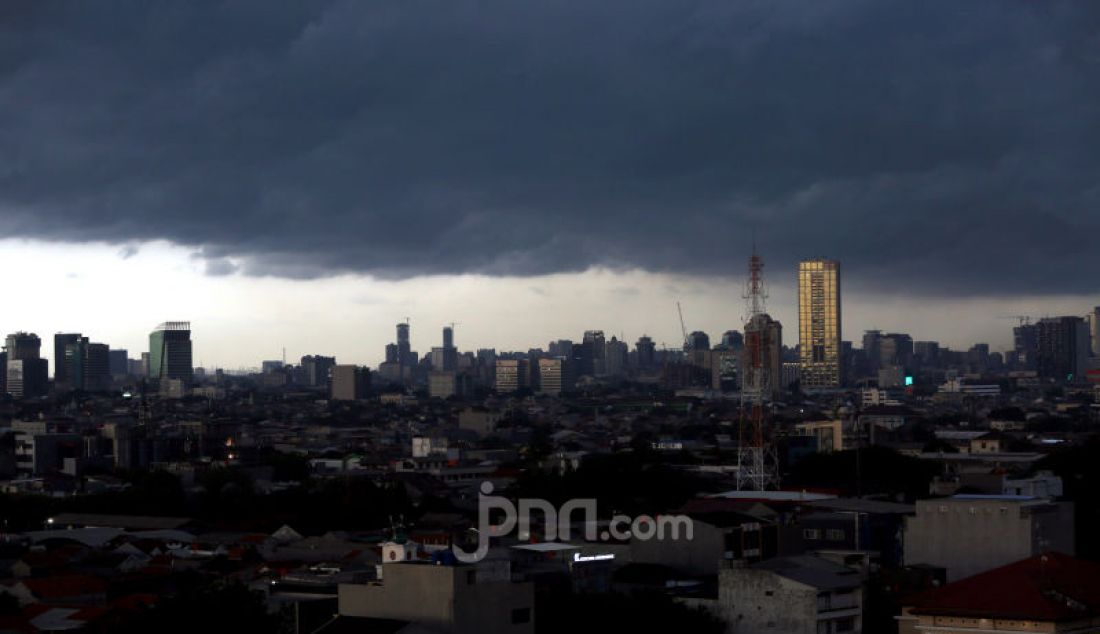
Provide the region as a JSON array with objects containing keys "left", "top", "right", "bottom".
[{"left": 0, "top": 239, "right": 1096, "bottom": 370}]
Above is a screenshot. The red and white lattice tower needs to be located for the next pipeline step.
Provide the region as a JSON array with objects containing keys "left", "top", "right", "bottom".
[{"left": 736, "top": 246, "right": 780, "bottom": 491}]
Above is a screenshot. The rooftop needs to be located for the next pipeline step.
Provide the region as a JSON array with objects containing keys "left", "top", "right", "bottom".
[{"left": 906, "top": 552, "right": 1100, "bottom": 622}]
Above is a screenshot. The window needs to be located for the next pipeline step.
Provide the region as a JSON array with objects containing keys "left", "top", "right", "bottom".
[
  {"left": 511, "top": 608, "right": 531, "bottom": 624},
  {"left": 803, "top": 529, "right": 820, "bottom": 540},
  {"left": 826, "top": 529, "right": 845, "bottom": 541}
]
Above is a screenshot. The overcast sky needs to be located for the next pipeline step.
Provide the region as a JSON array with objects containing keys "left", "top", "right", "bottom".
[{"left": 2, "top": 1, "right": 1098, "bottom": 368}]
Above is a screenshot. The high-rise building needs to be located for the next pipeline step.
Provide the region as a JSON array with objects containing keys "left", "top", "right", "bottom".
[
  {"left": 685, "top": 331, "right": 711, "bottom": 353},
  {"left": 718, "top": 330, "right": 744, "bottom": 352},
  {"left": 441, "top": 326, "right": 458, "bottom": 371},
  {"left": 742, "top": 314, "right": 782, "bottom": 399},
  {"left": 495, "top": 359, "right": 527, "bottom": 393},
  {"left": 5, "top": 332, "right": 47, "bottom": 399},
  {"left": 331, "top": 365, "right": 370, "bottom": 400},
  {"left": 914, "top": 341, "right": 940, "bottom": 367},
  {"left": 1090, "top": 307, "right": 1100, "bottom": 357},
  {"left": 797, "top": 258, "right": 842, "bottom": 389},
  {"left": 397, "top": 322, "right": 412, "bottom": 369},
  {"left": 538, "top": 358, "right": 573, "bottom": 396},
  {"left": 53, "top": 333, "right": 82, "bottom": 383},
  {"left": 300, "top": 355, "right": 336, "bottom": 387},
  {"left": 879, "top": 333, "right": 913, "bottom": 369},
  {"left": 85, "top": 343, "right": 111, "bottom": 391},
  {"left": 148, "top": 322, "right": 193, "bottom": 384},
  {"left": 581, "top": 330, "right": 606, "bottom": 376},
  {"left": 108, "top": 349, "right": 129, "bottom": 378},
  {"left": 6, "top": 332, "right": 42, "bottom": 361},
  {"left": 604, "top": 337, "right": 628, "bottom": 377},
  {"left": 1036, "top": 317, "right": 1089, "bottom": 382},
  {"left": 635, "top": 336, "right": 656, "bottom": 369},
  {"left": 1014, "top": 324, "right": 1039, "bottom": 370}
]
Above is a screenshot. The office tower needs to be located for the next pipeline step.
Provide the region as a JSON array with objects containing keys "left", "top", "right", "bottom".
[
  {"left": 797, "top": 259, "right": 842, "bottom": 389},
  {"left": 879, "top": 333, "right": 913, "bottom": 369},
  {"left": 0, "top": 352, "right": 5, "bottom": 394},
  {"left": 6, "top": 332, "right": 41, "bottom": 361},
  {"left": 538, "top": 358, "right": 573, "bottom": 396},
  {"left": 441, "top": 326, "right": 458, "bottom": 371},
  {"left": 578, "top": 330, "right": 605, "bottom": 376},
  {"left": 862, "top": 330, "right": 882, "bottom": 372},
  {"left": 300, "top": 355, "right": 336, "bottom": 387},
  {"left": 1091, "top": 307, "right": 1100, "bottom": 357},
  {"left": 384, "top": 343, "right": 399, "bottom": 364},
  {"left": 494, "top": 359, "right": 527, "bottom": 393},
  {"left": 635, "top": 336, "right": 656, "bottom": 369},
  {"left": 397, "top": 322, "right": 412, "bottom": 369},
  {"left": 604, "top": 337, "right": 628, "bottom": 377},
  {"left": 148, "top": 322, "right": 193, "bottom": 384},
  {"left": 109, "top": 349, "right": 129, "bottom": 377},
  {"left": 331, "top": 365, "right": 370, "bottom": 400},
  {"left": 53, "top": 333, "right": 82, "bottom": 383},
  {"left": 685, "top": 331, "right": 711, "bottom": 352},
  {"left": 63, "top": 337, "right": 88, "bottom": 389},
  {"left": 914, "top": 341, "right": 940, "bottom": 367},
  {"left": 85, "top": 343, "right": 111, "bottom": 391},
  {"left": 548, "top": 340, "right": 573, "bottom": 360},
  {"left": 5, "top": 332, "right": 47, "bottom": 399},
  {"left": 1036, "top": 317, "right": 1089, "bottom": 382},
  {"left": 1014, "top": 324, "right": 1039, "bottom": 370}
]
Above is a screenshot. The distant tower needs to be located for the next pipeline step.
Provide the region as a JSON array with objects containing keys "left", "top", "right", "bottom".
[
  {"left": 798, "top": 258, "right": 842, "bottom": 389},
  {"left": 396, "top": 321, "right": 411, "bottom": 371},
  {"left": 148, "top": 322, "right": 193, "bottom": 384},
  {"left": 737, "top": 248, "right": 780, "bottom": 491},
  {"left": 442, "top": 325, "right": 457, "bottom": 371}
]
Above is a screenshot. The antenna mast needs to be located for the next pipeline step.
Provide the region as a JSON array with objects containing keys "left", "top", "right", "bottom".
[{"left": 736, "top": 245, "right": 780, "bottom": 491}]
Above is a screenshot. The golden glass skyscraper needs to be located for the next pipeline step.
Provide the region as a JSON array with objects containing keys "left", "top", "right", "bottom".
[{"left": 798, "top": 259, "right": 841, "bottom": 388}]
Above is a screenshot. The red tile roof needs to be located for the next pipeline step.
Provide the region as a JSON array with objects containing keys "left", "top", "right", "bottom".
[
  {"left": 906, "top": 552, "right": 1100, "bottom": 622},
  {"left": 20, "top": 575, "right": 107, "bottom": 600}
]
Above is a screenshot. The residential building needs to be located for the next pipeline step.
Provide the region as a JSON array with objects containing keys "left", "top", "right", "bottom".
[
  {"left": 704, "top": 554, "right": 863, "bottom": 634},
  {"left": 798, "top": 258, "right": 842, "bottom": 389},
  {"left": 904, "top": 495, "right": 1075, "bottom": 581},
  {"left": 337, "top": 559, "right": 535, "bottom": 634},
  {"left": 899, "top": 552, "right": 1100, "bottom": 634},
  {"left": 1036, "top": 316, "right": 1089, "bottom": 382}
]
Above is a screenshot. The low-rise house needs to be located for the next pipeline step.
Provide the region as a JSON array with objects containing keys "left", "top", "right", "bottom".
[{"left": 898, "top": 552, "right": 1100, "bottom": 633}]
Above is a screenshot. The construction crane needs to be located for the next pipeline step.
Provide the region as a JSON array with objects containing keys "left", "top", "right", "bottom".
[{"left": 677, "top": 302, "right": 688, "bottom": 350}]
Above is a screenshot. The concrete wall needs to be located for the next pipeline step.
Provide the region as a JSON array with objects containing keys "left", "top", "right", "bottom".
[
  {"left": 630, "top": 518, "right": 724, "bottom": 575},
  {"left": 714, "top": 567, "right": 817, "bottom": 634},
  {"left": 904, "top": 499, "right": 1073, "bottom": 582},
  {"left": 339, "top": 562, "right": 534, "bottom": 634}
]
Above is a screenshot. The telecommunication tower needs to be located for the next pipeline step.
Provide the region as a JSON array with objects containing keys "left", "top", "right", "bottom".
[{"left": 736, "top": 247, "right": 780, "bottom": 491}]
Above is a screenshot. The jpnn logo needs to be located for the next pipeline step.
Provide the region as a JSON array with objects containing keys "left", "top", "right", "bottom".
[{"left": 453, "top": 482, "right": 694, "bottom": 563}]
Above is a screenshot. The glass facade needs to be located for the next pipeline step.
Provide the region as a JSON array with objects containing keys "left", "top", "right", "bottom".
[{"left": 798, "top": 259, "right": 841, "bottom": 388}]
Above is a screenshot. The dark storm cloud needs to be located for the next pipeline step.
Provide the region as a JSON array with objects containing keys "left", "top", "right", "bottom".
[{"left": 1, "top": 0, "right": 1098, "bottom": 294}]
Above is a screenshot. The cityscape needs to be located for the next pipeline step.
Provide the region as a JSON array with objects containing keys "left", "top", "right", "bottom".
[{"left": 4, "top": 1, "right": 1100, "bottom": 634}]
